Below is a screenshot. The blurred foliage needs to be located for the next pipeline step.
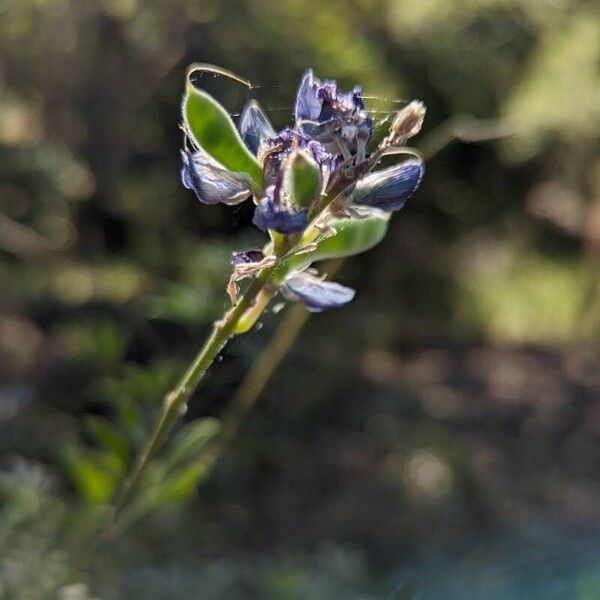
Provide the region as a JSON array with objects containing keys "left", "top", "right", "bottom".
[{"left": 1, "top": 0, "right": 600, "bottom": 597}]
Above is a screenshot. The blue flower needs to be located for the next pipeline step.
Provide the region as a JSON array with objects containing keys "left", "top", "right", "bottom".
[
  {"left": 182, "top": 67, "right": 425, "bottom": 248},
  {"left": 239, "top": 100, "right": 275, "bottom": 156},
  {"left": 350, "top": 159, "right": 424, "bottom": 212},
  {"left": 251, "top": 127, "right": 335, "bottom": 234},
  {"left": 180, "top": 148, "right": 253, "bottom": 205},
  {"left": 281, "top": 271, "right": 355, "bottom": 312},
  {"left": 294, "top": 69, "right": 372, "bottom": 163},
  {"left": 252, "top": 184, "right": 308, "bottom": 234},
  {"left": 259, "top": 127, "right": 331, "bottom": 186}
]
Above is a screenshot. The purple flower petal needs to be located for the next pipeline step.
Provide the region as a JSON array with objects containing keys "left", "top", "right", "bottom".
[
  {"left": 239, "top": 100, "right": 275, "bottom": 156},
  {"left": 294, "top": 71, "right": 373, "bottom": 161},
  {"left": 259, "top": 128, "right": 333, "bottom": 201},
  {"left": 252, "top": 187, "right": 308, "bottom": 234},
  {"left": 181, "top": 149, "right": 253, "bottom": 205},
  {"left": 294, "top": 69, "right": 322, "bottom": 123},
  {"left": 351, "top": 159, "right": 424, "bottom": 212},
  {"left": 282, "top": 272, "right": 355, "bottom": 312}
]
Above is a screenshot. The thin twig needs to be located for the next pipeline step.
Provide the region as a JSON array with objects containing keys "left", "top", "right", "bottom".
[
  {"left": 419, "top": 115, "right": 515, "bottom": 160},
  {"left": 192, "top": 259, "right": 343, "bottom": 477},
  {"left": 197, "top": 302, "right": 312, "bottom": 473}
]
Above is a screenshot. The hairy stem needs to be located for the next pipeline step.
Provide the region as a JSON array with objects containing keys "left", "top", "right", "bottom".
[
  {"left": 110, "top": 265, "right": 276, "bottom": 526},
  {"left": 106, "top": 153, "right": 375, "bottom": 532},
  {"left": 196, "top": 303, "right": 311, "bottom": 474},
  {"left": 193, "top": 258, "right": 343, "bottom": 477},
  {"left": 110, "top": 114, "right": 503, "bottom": 528}
]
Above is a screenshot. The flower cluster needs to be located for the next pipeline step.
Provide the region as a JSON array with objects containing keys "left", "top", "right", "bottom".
[{"left": 181, "top": 69, "right": 426, "bottom": 312}]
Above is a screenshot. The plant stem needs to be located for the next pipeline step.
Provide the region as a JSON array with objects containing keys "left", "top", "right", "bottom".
[
  {"left": 107, "top": 114, "right": 490, "bottom": 530},
  {"left": 194, "top": 258, "right": 344, "bottom": 476},
  {"left": 106, "top": 155, "right": 370, "bottom": 531},
  {"left": 196, "top": 302, "right": 311, "bottom": 473},
  {"left": 110, "top": 265, "right": 276, "bottom": 526}
]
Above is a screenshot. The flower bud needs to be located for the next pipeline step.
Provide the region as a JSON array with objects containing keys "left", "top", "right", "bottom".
[{"left": 385, "top": 100, "right": 426, "bottom": 147}]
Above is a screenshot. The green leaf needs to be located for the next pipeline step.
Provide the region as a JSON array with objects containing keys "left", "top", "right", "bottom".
[
  {"left": 183, "top": 84, "right": 263, "bottom": 188},
  {"left": 64, "top": 448, "right": 118, "bottom": 504},
  {"left": 163, "top": 417, "right": 221, "bottom": 472},
  {"left": 115, "top": 397, "right": 143, "bottom": 437},
  {"left": 154, "top": 462, "right": 209, "bottom": 504},
  {"left": 275, "top": 212, "right": 390, "bottom": 280},
  {"left": 284, "top": 150, "right": 321, "bottom": 209},
  {"left": 85, "top": 416, "right": 130, "bottom": 465}
]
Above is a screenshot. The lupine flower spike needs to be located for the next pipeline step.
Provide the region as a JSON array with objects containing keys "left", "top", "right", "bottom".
[
  {"left": 181, "top": 65, "right": 426, "bottom": 314},
  {"left": 106, "top": 67, "right": 428, "bottom": 532}
]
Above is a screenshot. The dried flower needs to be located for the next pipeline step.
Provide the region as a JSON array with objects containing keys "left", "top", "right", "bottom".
[
  {"left": 384, "top": 100, "right": 426, "bottom": 147},
  {"left": 294, "top": 69, "right": 372, "bottom": 163},
  {"left": 232, "top": 249, "right": 265, "bottom": 265}
]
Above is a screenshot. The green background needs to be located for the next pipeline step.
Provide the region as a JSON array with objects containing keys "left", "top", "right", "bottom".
[{"left": 1, "top": 0, "right": 600, "bottom": 597}]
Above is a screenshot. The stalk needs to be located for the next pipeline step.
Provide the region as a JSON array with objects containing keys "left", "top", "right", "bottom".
[
  {"left": 108, "top": 178, "right": 341, "bottom": 527},
  {"left": 105, "top": 142, "right": 381, "bottom": 531},
  {"left": 193, "top": 258, "right": 343, "bottom": 476},
  {"left": 108, "top": 114, "right": 496, "bottom": 529},
  {"left": 110, "top": 265, "right": 275, "bottom": 525},
  {"left": 195, "top": 302, "right": 311, "bottom": 474}
]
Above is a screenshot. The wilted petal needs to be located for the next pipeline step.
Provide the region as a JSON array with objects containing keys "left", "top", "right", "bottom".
[
  {"left": 260, "top": 128, "right": 332, "bottom": 191},
  {"left": 239, "top": 100, "right": 275, "bottom": 156},
  {"left": 282, "top": 272, "right": 355, "bottom": 312},
  {"left": 231, "top": 249, "right": 265, "bottom": 265},
  {"left": 181, "top": 149, "right": 253, "bottom": 205},
  {"left": 386, "top": 101, "right": 426, "bottom": 146},
  {"left": 295, "top": 69, "right": 322, "bottom": 123},
  {"left": 252, "top": 188, "right": 308, "bottom": 234},
  {"left": 295, "top": 71, "right": 372, "bottom": 161},
  {"left": 351, "top": 159, "right": 424, "bottom": 212}
]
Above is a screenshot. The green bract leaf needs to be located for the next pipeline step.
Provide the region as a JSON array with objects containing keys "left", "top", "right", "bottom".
[
  {"left": 183, "top": 84, "right": 263, "bottom": 188},
  {"left": 85, "top": 416, "right": 130, "bottom": 465},
  {"left": 284, "top": 150, "right": 321, "bottom": 210},
  {"left": 275, "top": 211, "right": 390, "bottom": 280},
  {"left": 155, "top": 462, "right": 208, "bottom": 504}
]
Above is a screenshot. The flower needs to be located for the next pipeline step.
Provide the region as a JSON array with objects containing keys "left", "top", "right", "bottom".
[
  {"left": 252, "top": 127, "right": 332, "bottom": 234},
  {"left": 294, "top": 69, "right": 372, "bottom": 163},
  {"left": 258, "top": 127, "right": 331, "bottom": 188},
  {"left": 253, "top": 184, "right": 309, "bottom": 234},
  {"left": 180, "top": 148, "right": 254, "bottom": 205},
  {"left": 181, "top": 66, "right": 427, "bottom": 313},
  {"left": 281, "top": 271, "right": 355, "bottom": 312},
  {"left": 239, "top": 100, "right": 275, "bottom": 156},
  {"left": 350, "top": 159, "right": 424, "bottom": 212}
]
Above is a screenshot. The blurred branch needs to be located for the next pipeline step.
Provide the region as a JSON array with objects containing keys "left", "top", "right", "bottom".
[
  {"left": 419, "top": 115, "right": 515, "bottom": 160},
  {"left": 197, "top": 302, "right": 312, "bottom": 473},
  {"left": 0, "top": 213, "right": 50, "bottom": 256},
  {"left": 192, "top": 259, "right": 341, "bottom": 478}
]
